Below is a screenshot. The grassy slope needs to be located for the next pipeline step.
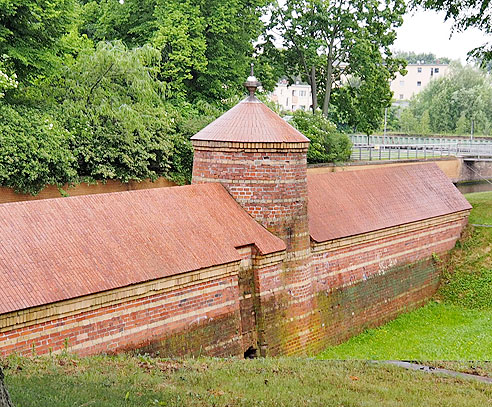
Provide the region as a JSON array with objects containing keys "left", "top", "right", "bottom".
[
  {"left": 3, "top": 355, "right": 492, "bottom": 407},
  {"left": 319, "top": 192, "right": 492, "bottom": 361}
]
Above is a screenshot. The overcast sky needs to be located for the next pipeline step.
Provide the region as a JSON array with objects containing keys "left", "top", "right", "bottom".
[{"left": 393, "top": 10, "right": 491, "bottom": 63}]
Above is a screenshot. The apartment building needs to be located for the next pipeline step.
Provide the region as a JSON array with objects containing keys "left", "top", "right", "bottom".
[
  {"left": 391, "top": 64, "right": 449, "bottom": 101},
  {"left": 269, "top": 78, "right": 312, "bottom": 112}
]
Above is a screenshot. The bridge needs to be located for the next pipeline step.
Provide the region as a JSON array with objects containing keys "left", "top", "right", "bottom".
[{"left": 349, "top": 135, "right": 492, "bottom": 162}]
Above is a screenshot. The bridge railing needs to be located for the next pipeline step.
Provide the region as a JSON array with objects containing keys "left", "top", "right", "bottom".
[{"left": 351, "top": 143, "right": 459, "bottom": 161}]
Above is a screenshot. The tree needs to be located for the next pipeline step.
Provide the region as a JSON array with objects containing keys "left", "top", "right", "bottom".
[
  {"left": 0, "top": 368, "right": 13, "bottom": 407},
  {"left": 78, "top": 0, "right": 269, "bottom": 101},
  {"left": 53, "top": 41, "right": 178, "bottom": 183},
  {"left": 411, "top": 0, "right": 492, "bottom": 62},
  {"left": 266, "top": 0, "right": 406, "bottom": 117},
  {"left": 0, "top": 0, "right": 75, "bottom": 85},
  {"left": 290, "top": 110, "right": 352, "bottom": 163},
  {"left": 0, "top": 57, "right": 17, "bottom": 98},
  {"left": 395, "top": 51, "right": 450, "bottom": 64},
  {"left": 407, "top": 64, "right": 492, "bottom": 135},
  {"left": 399, "top": 108, "right": 419, "bottom": 133}
]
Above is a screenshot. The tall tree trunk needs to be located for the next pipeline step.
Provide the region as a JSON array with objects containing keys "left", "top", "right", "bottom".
[
  {"left": 0, "top": 368, "right": 13, "bottom": 407},
  {"left": 310, "top": 65, "right": 318, "bottom": 113},
  {"left": 322, "top": 60, "right": 333, "bottom": 117},
  {"left": 322, "top": 31, "right": 337, "bottom": 117}
]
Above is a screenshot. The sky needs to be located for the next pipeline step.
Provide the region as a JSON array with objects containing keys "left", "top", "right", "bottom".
[{"left": 393, "top": 10, "right": 491, "bottom": 64}]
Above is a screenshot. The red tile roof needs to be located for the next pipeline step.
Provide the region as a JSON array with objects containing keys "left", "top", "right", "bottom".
[
  {"left": 190, "top": 97, "right": 309, "bottom": 143},
  {"left": 308, "top": 163, "right": 472, "bottom": 243},
  {"left": 0, "top": 184, "right": 285, "bottom": 314}
]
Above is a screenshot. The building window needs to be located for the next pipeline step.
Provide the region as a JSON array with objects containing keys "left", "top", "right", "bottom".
[
  {"left": 280, "top": 89, "right": 283, "bottom": 95},
  {"left": 399, "top": 80, "right": 405, "bottom": 86},
  {"left": 292, "top": 90, "right": 296, "bottom": 96},
  {"left": 417, "top": 67, "right": 422, "bottom": 73},
  {"left": 286, "top": 97, "right": 289, "bottom": 106},
  {"left": 399, "top": 94, "right": 404, "bottom": 100},
  {"left": 299, "top": 90, "right": 306, "bottom": 97},
  {"left": 435, "top": 68, "right": 440, "bottom": 73},
  {"left": 417, "top": 81, "right": 422, "bottom": 86},
  {"left": 300, "top": 105, "right": 306, "bottom": 110}
]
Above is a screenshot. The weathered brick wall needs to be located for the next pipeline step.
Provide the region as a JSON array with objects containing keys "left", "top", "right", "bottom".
[
  {"left": 192, "top": 141, "right": 318, "bottom": 356},
  {"left": 311, "top": 212, "right": 469, "bottom": 348},
  {"left": 0, "top": 263, "right": 245, "bottom": 357}
]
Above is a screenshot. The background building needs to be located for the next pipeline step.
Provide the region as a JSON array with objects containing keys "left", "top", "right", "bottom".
[
  {"left": 269, "top": 78, "right": 312, "bottom": 112},
  {"left": 391, "top": 63, "right": 449, "bottom": 102}
]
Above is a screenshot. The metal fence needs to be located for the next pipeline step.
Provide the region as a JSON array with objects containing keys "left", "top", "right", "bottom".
[
  {"left": 350, "top": 134, "right": 492, "bottom": 146},
  {"left": 350, "top": 142, "right": 492, "bottom": 161}
]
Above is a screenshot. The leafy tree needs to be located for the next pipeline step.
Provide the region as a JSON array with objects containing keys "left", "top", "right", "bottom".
[
  {"left": 412, "top": 0, "right": 492, "bottom": 62},
  {"left": 0, "top": 57, "right": 17, "bottom": 98},
  {"left": 395, "top": 51, "right": 450, "bottom": 64},
  {"left": 332, "top": 38, "right": 396, "bottom": 135},
  {"left": 53, "top": 41, "right": 179, "bottom": 183},
  {"left": 291, "top": 110, "right": 352, "bottom": 163},
  {"left": 0, "top": 103, "right": 76, "bottom": 194},
  {"left": 0, "top": 0, "right": 75, "bottom": 85},
  {"left": 419, "top": 110, "right": 431, "bottom": 134},
  {"left": 408, "top": 64, "right": 492, "bottom": 135},
  {"left": 78, "top": 0, "right": 268, "bottom": 100},
  {"left": 455, "top": 112, "right": 470, "bottom": 135},
  {"left": 399, "top": 108, "right": 419, "bottom": 133},
  {"left": 266, "top": 0, "right": 406, "bottom": 117}
]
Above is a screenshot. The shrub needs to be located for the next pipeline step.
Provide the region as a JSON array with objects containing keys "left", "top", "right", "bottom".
[
  {"left": 0, "top": 104, "right": 76, "bottom": 194},
  {"left": 291, "top": 110, "right": 352, "bottom": 164}
]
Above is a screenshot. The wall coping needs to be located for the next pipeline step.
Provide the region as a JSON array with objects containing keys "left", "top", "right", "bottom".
[{"left": 192, "top": 140, "right": 309, "bottom": 152}]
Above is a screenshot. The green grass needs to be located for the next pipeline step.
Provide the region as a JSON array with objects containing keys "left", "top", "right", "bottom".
[
  {"left": 318, "top": 302, "right": 492, "bottom": 360},
  {"left": 319, "top": 192, "right": 492, "bottom": 361},
  {"left": 3, "top": 354, "right": 492, "bottom": 407},
  {"left": 466, "top": 191, "right": 492, "bottom": 224}
]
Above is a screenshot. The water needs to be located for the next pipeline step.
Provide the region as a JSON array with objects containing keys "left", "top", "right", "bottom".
[{"left": 456, "top": 181, "right": 492, "bottom": 194}]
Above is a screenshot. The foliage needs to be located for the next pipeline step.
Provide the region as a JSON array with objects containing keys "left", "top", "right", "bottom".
[
  {"left": 266, "top": 0, "right": 406, "bottom": 129},
  {"left": 0, "top": 57, "right": 17, "bottom": 98},
  {"left": 79, "top": 0, "right": 269, "bottom": 100},
  {"left": 52, "top": 41, "right": 180, "bottom": 183},
  {"left": 0, "top": 103, "right": 76, "bottom": 194},
  {"left": 401, "top": 64, "right": 492, "bottom": 135},
  {"left": 290, "top": 110, "right": 352, "bottom": 163},
  {"left": 412, "top": 0, "right": 492, "bottom": 62},
  {"left": 4, "top": 354, "right": 492, "bottom": 406},
  {"left": 395, "top": 51, "right": 450, "bottom": 64},
  {"left": 0, "top": 0, "right": 75, "bottom": 85}
]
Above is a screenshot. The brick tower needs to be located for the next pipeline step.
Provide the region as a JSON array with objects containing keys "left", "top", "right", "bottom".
[{"left": 191, "top": 68, "right": 319, "bottom": 355}]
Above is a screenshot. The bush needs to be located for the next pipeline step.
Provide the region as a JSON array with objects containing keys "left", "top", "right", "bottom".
[
  {"left": 291, "top": 110, "right": 352, "bottom": 164},
  {"left": 0, "top": 104, "right": 76, "bottom": 194}
]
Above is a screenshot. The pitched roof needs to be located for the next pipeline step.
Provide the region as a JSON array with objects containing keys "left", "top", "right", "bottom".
[
  {"left": 190, "top": 96, "right": 309, "bottom": 143},
  {"left": 0, "top": 184, "right": 285, "bottom": 315},
  {"left": 308, "top": 163, "right": 471, "bottom": 243}
]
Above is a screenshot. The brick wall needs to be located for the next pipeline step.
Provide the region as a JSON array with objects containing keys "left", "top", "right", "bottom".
[
  {"left": 0, "top": 262, "right": 244, "bottom": 357},
  {"left": 0, "top": 211, "right": 469, "bottom": 357},
  {"left": 311, "top": 212, "right": 469, "bottom": 348}
]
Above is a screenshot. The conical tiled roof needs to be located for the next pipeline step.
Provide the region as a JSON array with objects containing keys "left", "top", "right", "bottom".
[{"left": 191, "top": 96, "right": 309, "bottom": 144}]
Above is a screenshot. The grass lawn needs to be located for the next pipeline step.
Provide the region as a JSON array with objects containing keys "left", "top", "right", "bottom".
[
  {"left": 318, "top": 192, "right": 492, "bottom": 361},
  {"left": 3, "top": 354, "right": 492, "bottom": 407}
]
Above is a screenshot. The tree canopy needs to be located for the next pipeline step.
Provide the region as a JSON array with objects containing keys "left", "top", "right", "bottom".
[
  {"left": 399, "top": 64, "right": 492, "bottom": 136},
  {"left": 265, "top": 0, "right": 406, "bottom": 135},
  {"left": 394, "top": 51, "right": 451, "bottom": 64}
]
